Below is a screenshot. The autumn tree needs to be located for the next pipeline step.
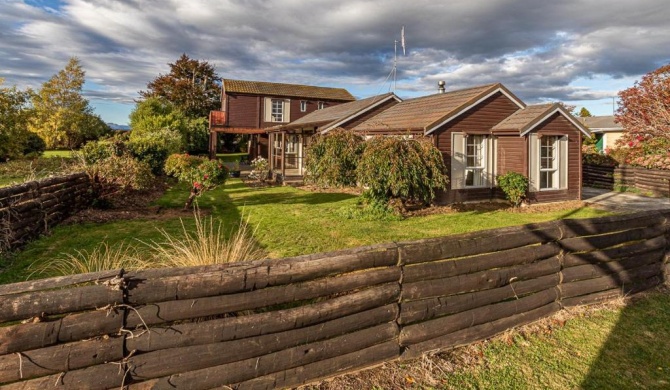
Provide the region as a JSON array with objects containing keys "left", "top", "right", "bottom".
[
  {"left": 0, "top": 79, "right": 34, "bottom": 160},
  {"left": 579, "top": 107, "right": 592, "bottom": 117},
  {"left": 29, "top": 57, "right": 110, "bottom": 149},
  {"left": 140, "top": 54, "right": 221, "bottom": 119},
  {"left": 616, "top": 63, "right": 670, "bottom": 153}
]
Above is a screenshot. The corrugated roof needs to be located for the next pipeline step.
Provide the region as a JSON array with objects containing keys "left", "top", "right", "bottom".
[
  {"left": 492, "top": 103, "right": 556, "bottom": 133},
  {"left": 223, "top": 79, "right": 355, "bottom": 101},
  {"left": 580, "top": 115, "right": 622, "bottom": 130},
  {"left": 283, "top": 93, "right": 399, "bottom": 130},
  {"left": 351, "top": 84, "right": 510, "bottom": 133}
]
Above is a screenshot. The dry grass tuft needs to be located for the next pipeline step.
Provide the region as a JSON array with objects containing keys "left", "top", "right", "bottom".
[
  {"left": 142, "top": 211, "right": 266, "bottom": 268},
  {"left": 30, "top": 241, "right": 144, "bottom": 277}
]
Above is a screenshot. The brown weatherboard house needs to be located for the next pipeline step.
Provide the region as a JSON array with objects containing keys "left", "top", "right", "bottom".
[
  {"left": 209, "top": 79, "right": 355, "bottom": 159},
  {"left": 349, "top": 83, "right": 591, "bottom": 204}
]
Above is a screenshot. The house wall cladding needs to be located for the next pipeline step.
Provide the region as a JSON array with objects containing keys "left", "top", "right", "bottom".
[
  {"left": 583, "top": 164, "right": 670, "bottom": 197},
  {"left": 0, "top": 173, "right": 93, "bottom": 253},
  {"left": 0, "top": 211, "right": 668, "bottom": 389}
]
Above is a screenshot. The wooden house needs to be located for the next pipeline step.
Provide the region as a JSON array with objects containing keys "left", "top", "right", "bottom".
[
  {"left": 268, "top": 93, "right": 401, "bottom": 181},
  {"left": 208, "top": 79, "right": 355, "bottom": 159},
  {"left": 351, "top": 83, "right": 590, "bottom": 204},
  {"left": 580, "top": 116, "right": 623, "bottom": 152}
]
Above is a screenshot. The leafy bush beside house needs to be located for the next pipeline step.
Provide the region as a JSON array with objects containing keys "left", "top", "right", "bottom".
[
  {"left": 357, "top": 136, "right": 448, "bottom": 206},
  {"left": 497, "top": 172, "right": 529, "bottom": 207},
  {"left": 305, "top": 129, "right": 365, "bottom": 187}
]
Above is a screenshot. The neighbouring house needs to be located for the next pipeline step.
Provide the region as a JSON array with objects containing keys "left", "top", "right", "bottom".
[
  {"left": 208, "top": 79, "right": 355, "bottom": 159},
  {"left": 580, "top": 116, "right": 624, "bottom": 152},
  {"left": 351, "top": 83, "right": 590, "bottom": 204},
  {"left": 268, "top": 93, "right": 402, "bottom": 181}
]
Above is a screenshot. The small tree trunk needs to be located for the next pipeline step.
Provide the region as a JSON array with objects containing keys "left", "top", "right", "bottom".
[{"left": 183, "top": 188, "right": 199, "bottom": 210}]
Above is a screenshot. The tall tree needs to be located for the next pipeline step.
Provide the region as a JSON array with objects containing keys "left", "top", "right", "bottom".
[
  {"left": 29, "top": 57, "right": 110, "bottom": 149},
  {"left": 0, "top": 79, "right": 34, "bottom": 160},
  {"left": 579, "top": 107, "right": 593, "bottom": 117},
  {"left": 616, "top": 64, "right": 670, "bottom": 148},
  {"left": 140, "top": 54, "right": 221, "bottom": 119}
]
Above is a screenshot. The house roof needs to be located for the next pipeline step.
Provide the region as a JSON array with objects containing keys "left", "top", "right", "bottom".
[
  {"left": 492, "top": 103, "right": 591, "bottom": 137},
  {"left": 580, "top": 115, "right": 623, "bottom": 132},
  {"left": 276, "top": 93, "right": 401, "bottom": 133},
  {"left": 222, "top": 79, "right": 355, "bottom": 101},
  {"left": 351, "top": 83, "right": 525, "bottom": 134}
]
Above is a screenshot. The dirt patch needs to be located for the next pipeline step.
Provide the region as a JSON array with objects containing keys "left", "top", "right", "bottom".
[
  {"left": 62, "top": 181, "right": 201, "bottom": 225},
  {"left": 403, "top": 200, "right": 588, "bottom": 218}
]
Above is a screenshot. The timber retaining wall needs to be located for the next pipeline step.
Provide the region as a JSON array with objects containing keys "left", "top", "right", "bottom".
[
  {"left": 0, "top": 173, "right": 93, "bottom": 253},
  {"left": 0, "top": 211, "right": 669, "bottom": 389}
]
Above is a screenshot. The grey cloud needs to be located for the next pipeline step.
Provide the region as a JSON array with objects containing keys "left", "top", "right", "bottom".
[{"left": 0, "top": 0, "right": 668, "bottom": 115}]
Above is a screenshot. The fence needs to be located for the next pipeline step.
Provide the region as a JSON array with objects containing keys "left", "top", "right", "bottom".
[
  {"left": 0, "top": 211, "right": 668, "bottom": 389},
  {"left": 0, "top": 173, "right": 94, "bottom": 253},
  {"left": 583, "top": 164, "right": 670, "bottom": 196}
]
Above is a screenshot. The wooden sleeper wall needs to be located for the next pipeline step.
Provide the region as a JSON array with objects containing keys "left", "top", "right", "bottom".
[
  {"left": 0, "top": 173, "right": 93, "bottom": 252},
  {"left": 0, "top": 211, "right": 668, "bottom": 389}
]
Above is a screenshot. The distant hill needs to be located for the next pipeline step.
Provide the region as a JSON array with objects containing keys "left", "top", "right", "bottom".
[{"left": 107, "top": 123, "right": 130, "bottom": 131}]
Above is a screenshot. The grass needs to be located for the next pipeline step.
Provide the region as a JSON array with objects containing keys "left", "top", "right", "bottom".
[
  {"left": 1, "top": 178, "right": 610, "bottom": 283},
  {"left": 43, "top": 150, "right": 74, "bottom": 158},
  {"left": 0, "top": 157, "right": 75, "bottom": 187},
  {"left": 309, "top": 289, "right": 670, "bottom": 389},
  {"left": 216, "top": 152, "right": 249, "bottom": 163}
]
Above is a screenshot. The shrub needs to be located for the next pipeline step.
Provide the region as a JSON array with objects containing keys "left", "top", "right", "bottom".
[
  {"left": 87, "top": 154, "right": 155, "bottom": 192},
  {"left": 128, "top": 128, "right": 183, "bottom": 174},
  {"left": 248, "top": 156, "right": 270, "bottom": 182},
  {"left": 357, "top": 136, "right": 449, "bottom": 205},
  {"left": 305, "top": 129, "right": 365, "bottom": 187},
  {"left": 629, "top": 154, "right": 670, "bottom": 170},
  {"left": 22, "top": 132, "right": 46, "bottom": 158},
  {"left": 164, "top": 153, "right": 228, "bottom": 208},
  {"left": 497, "top": 171, "right": 529, "bottom": 207},
  {"left": 581, "top": 144, "right": 619, "bottom": 167},
  {"left": 79, "top": 138, "right": 125, "bottom": 164}
]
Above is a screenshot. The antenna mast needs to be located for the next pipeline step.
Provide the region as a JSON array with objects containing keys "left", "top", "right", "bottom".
[{"left": 393, "top": 39, "right": 398, "bottom": 92}]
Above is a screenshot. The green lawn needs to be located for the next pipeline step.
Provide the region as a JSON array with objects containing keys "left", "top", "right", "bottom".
[
  {"left": 43, "top": 150, "right": 74, "bottom": 158},
  {"left": 0, "top": 178, "right": 610, "bottom": 284}
]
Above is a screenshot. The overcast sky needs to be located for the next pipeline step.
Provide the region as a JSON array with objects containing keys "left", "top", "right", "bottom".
[{"left": 1, "top": 0, "right": 668, "bottom": 124}]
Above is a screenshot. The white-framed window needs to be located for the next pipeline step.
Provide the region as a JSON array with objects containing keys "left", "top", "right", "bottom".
[
  {"left": 528, "top": 133, "right": 568, "bottom": 192},
  {"left": 265, "top": 97, "right": 290, "bottom": 123},
  {"left": 317, "top": 101, "right": 325, "bottom": 110},
  {"left": 465, "top": 135, "right": 487, "bottom": 187},
  {"left": 300, "top": 100, "right": 307, "bottom": 112},
  {"left": 451, "top": 133, "right": 494, "bottom": 190},
  {"left": 271, "top": 99, "right": 284, "bottom": 122},
  {"left": 540, "top": 136, "right": 558, "bottom": 190}
]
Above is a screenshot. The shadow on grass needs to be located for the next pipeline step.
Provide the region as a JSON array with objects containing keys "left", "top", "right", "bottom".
[{"left": 580, "top": 290, "right": 670, "bottom": 389}]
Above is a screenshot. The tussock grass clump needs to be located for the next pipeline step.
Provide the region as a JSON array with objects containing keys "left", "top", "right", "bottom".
[
  {"left": 145, "top": 212, "right": 265, "bottom": 268},
  {"left": 31, "top": 211, "right": 266, "bottom": 277},
  {"left": 30, "top": 241, "right": 144, "bottom": 277}
]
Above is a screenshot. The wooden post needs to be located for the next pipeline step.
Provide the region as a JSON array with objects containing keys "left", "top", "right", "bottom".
[
  {"left": 281, "top": 132, "right": 286, "bottom": 179},
  {"left": 209, "top": 131, "right": 217, "bottom": 159}
]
